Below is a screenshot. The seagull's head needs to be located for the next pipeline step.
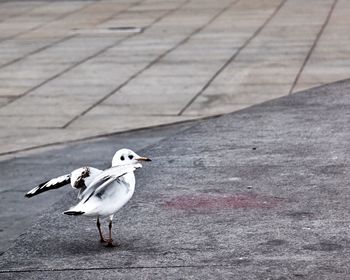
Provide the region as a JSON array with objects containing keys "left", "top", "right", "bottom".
[{"left": 112, "top": 148, "right": 151, "bottom": 167}]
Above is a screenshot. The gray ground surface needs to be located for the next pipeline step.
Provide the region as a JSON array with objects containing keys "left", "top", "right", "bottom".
[
  {"left": 0, "top": 121, "right": 193, "bottom": 254},
  {"left": 2, "top": 80, "right": 350, "bottom": 279}
]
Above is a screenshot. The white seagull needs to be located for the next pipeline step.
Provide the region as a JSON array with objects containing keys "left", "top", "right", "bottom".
[{"left": 25, "top": 148, "right": 151, "bottom": 247}]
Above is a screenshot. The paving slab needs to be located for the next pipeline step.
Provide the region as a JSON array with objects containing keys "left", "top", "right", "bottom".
[
  {"left": 183, "top": 0, "right": 335, "bottom": 116},
  {"left": 0, "top": 2, "right": 45, "bottom": 22},
  {"left": 0, "top": 0, "right": 350, "bottom": 163},
  {"left": 1, "top": 80, "right": 350, "bottom": 278},
  {"left": 294, "top": 0, "right": 350, "bottom": 91},
  {"left": 0, "top": 1, "right": 89, "bottom": 40}
]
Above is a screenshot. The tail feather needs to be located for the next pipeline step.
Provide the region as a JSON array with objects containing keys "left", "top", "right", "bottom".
[{"left": 64, "top": 210, "right": 85, "bottom": 216}]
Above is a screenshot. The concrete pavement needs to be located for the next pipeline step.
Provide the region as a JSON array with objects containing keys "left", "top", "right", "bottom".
[
  {"left": 1, "top": 80, "right": 350, "bottom": 278},
  {"left": 0, "top": 0, "right": 350, "bottom": 156},
  {"left": 0, "top": 121, "right": 193, "bottom": 254}
]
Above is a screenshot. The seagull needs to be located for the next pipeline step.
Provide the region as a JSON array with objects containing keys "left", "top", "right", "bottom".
[{"left": 25, "top": 148, "right": 151, "bottom": 247}]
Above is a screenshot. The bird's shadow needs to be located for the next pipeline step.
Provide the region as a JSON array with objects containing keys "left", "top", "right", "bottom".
[
  {"left": 49, "top": 237, "right": 120, "bottom": 257},
  {"left": 49, "top": 235, "right": 156, "bottom": 257}
]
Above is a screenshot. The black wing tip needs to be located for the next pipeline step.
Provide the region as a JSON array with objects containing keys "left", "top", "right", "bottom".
[
  {"left": 24, "top": 187, "right": 43, "bottom": 198},
  {"left": 25, "top": 188, "right": 39, "bottom": 198},
  {"left": 64, "top": 211, "right": 85, "bottom": 216}
]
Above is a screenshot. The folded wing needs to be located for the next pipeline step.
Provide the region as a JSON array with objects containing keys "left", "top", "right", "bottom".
[{"left": 80, "top": 164, "right": 140, "bottom": 202}]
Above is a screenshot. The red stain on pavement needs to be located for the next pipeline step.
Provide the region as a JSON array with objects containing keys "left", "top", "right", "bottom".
[{"left": 163, "top": 194, "right": 283, "bottom": 210}]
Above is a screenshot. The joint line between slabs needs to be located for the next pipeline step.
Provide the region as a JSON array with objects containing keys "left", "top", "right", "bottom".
[
  {"left": 0, "top": 1, "right": 49, "bottom": 24},
  {"left": 288, "top": 0, "right": 338, "bottom": 95},
  {"left": 177, "top": 0, "right": 288, "bottom": 116},
  {"left": 63, "top": 0, "right": 238, "bottom": 128},
  {"left": 0, "top": 0, "right": 146, "bottom": 110},
  {"left": 0, "top": 35, "right": 76, "bottom": 70},
  {"left": 0, "top": 0, "right": 95, "bottom": 45},
  {"left": 0, "top": 263, "right": 232, "bottom": 274},
  {"left": 61, "top": 0, "right": 191, "bottom": 128},
  {"left": 0, "top": 117, "right": 201, "bottom": 157},
  {"left": 0, "top": 0, "right": 122, "bottom": 72}
]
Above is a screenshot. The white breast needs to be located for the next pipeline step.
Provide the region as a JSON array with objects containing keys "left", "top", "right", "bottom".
[{"left": 75, "top": 172, "right": 136, "bottom": 217}]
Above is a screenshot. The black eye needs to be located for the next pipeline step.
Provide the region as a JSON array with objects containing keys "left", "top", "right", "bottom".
[
  {"left": 120, "top": 156, "right": 125, "bottom": 161},
  {"left": 128, "top": 155, "right": 133, "bottom": 159}
]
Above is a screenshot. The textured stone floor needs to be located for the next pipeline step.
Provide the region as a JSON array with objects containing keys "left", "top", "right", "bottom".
[
  {"left": 2, "top": 79, "right": 350, "bottom": 279},
  {"left": 0, "top": 0, "right": 349, "bottom": 155}
]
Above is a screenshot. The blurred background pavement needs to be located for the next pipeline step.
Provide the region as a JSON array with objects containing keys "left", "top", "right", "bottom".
[{"left": 0, "top": 0, "right": 349, "bottom": 156}]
